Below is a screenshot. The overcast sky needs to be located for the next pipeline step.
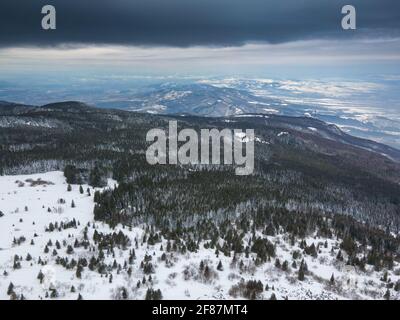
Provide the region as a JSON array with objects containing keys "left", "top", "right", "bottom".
[{"left": 0, "top": 0, "right": 399, "bottom": 77}]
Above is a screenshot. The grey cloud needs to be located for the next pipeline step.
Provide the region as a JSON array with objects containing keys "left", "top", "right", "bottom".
[{"left": 0, "top": 0, "right": 399, "bottom": 47}]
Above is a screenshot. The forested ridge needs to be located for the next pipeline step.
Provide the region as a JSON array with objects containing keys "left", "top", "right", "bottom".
[{"left": 1, "top": 101, "right": 400, "bottom": 298}]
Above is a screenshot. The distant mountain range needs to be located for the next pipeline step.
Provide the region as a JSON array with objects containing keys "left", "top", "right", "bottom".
[
  {"left": 2, "top": 78, "right": 400, "bottom": 149},
  {"left": 95, "top": 82, "right": 311, "bottom": 116},
  {"left": 91, "top": 80, "right": 400, "bottom": 150}
]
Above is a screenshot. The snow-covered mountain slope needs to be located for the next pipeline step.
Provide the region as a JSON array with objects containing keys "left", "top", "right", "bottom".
[{"left": 1, "top": 171, "right": 399, "bottom": 300}]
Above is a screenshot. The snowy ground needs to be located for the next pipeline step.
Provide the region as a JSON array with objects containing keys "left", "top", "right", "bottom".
[{"left": 0, "top": 171, "right": 399, "bottom": 300}]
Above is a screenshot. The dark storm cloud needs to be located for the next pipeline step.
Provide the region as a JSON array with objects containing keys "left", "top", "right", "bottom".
[{"left": 0, "top": 0, "right": 399, "bottom": 47}]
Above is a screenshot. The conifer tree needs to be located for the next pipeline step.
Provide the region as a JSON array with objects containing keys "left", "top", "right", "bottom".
[
  {"left": 199, "top": 260, "right": 205, "bottom": 271},
  {"left": 50, "top": 289, "right": 58, "bottom": 298},
  {"left": 336, "top": 250, "right": 343, "bottom": 261},
  {"left": 76, "top": 265, "right": 83, "bottom": 278},
  {"left": 37, "top": 270, "right": 44, "bottom": 284},
  {"left": 298, "top": 268, "right": 305, "bottom": 281},
  {"left": 121, "top": 287, "right": 128, "bottom": 300},
  {"left": 7, "top": 282, "right": 14, "bottom": 295},
  {"left": 330, "top": 273, "right": 335, "bottom": 285},
  {"left": 145, "top": 288, "right": 152, "bottom": 300}
]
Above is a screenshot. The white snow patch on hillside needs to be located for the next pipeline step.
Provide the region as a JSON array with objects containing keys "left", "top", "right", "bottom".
[{"left": 0, "top": 172, "right": 398, "bottom": 300}]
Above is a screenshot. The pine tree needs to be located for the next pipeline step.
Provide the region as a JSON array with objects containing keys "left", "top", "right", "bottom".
[
  {"left": 217, "top": 260, "right": 223, "bottom": 271},
  {"left": 145, "top": 288, "right": 152, "bottom": 300},
  {"left": 384, "top": 289, "right": 390, "bottom": 300},
  {"left": 67, "top": 184, "right": 72, "bottom": 192},
  {"left": 50, "top": 289, "right": 58, "bottom": 298},
  {"left": 79, "top": 185, "right": 84, "bottom": 194},
  {"left": 7, "top": 282, "right": 14, "bottom": 295},
  {"left": 37, "top": 270, "right": 44, "bottom": 284},
  {"left": 13, "top": 258, "right": 21, "bottom": 269},
  {"left": 121, "top": 287, "right": 128, "bottom": 300},
  {"left": 89, "top": 166, "right": 103, "bottom": 187},
  {"left": 298, "top": 268, "right": 305, "bottom": 281},
  {"left": 199, "top": 260, "right": 204, "bottom": 271},
  {"left": 330, "top": 273, "right": 335, "bottom": 285},
  {"left": 154, "top": 289, "right": 163, "bottom": 300},
  {"left": 300, "top": 259, "right": 308, "bottom": 272},
  {"left": 204, "top": 265, "right": 211, "bottom": 281},
  {"left": 76, "top": 265, "right": 83, "bottom": 278},
  {"left": 71, "top": 200, "right": 76, "bottom": 208}
]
